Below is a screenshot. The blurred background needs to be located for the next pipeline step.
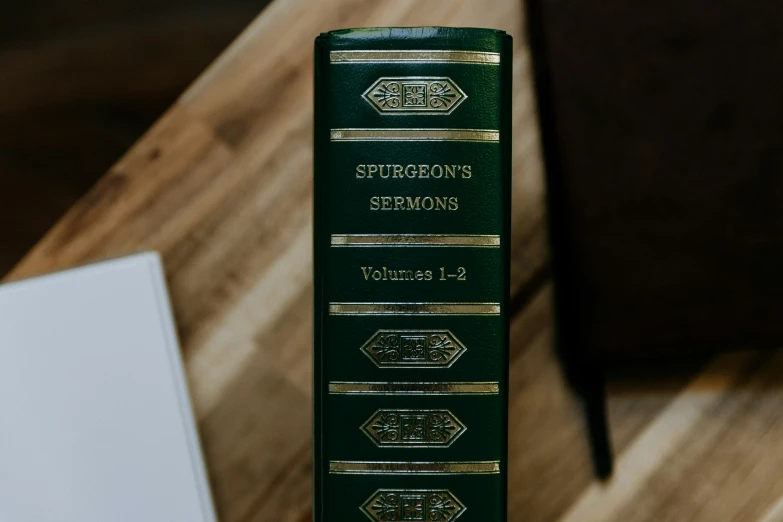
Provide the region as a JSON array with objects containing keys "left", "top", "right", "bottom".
[{"left": 0, "top": 1, "right": 264, "bottom": 275}]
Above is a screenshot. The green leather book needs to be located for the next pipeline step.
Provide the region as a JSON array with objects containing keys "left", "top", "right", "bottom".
[{"left": 314, "top": 27, "right": 511, "bottom": 521}]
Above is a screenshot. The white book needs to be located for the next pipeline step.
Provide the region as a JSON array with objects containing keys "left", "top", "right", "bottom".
[{"left": 0, "top": 253, "right": 217, "bottom": 522}]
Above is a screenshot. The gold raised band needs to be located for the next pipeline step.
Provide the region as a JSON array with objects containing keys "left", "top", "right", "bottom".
[
  {"left": 328, "top": 302, "right": 500, "bottom": 315},
  {"left": 330, "top": 128, "right": 499, "bottom": 142},
  {"left": 328, "top": 381, "right": 499, "bottom": 395},
  {"left": 331, "top": 234, "right": 500, "bottom": 247},
  {"left": 330, "top": 50, "right": 500, "bottom": 65},
  {"left": 329, "top": 460, "right": 501, "bottom": 475}
]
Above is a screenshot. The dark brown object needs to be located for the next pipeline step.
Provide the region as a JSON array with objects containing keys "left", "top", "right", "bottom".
[
  {"left": 0, "top": 0, "right": 261, "bottom": 276},
  {"left": 529, "top": 0, "right": 783, "bottom": 359}
]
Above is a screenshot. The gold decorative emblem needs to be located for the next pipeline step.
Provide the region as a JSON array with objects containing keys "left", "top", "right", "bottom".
[
  {"left": 362, "top": 409, "right": 466, "bottom": 448},
  {"left": 361, "top": 329, "right": 467, "bottom": 368},
  {"left": 363, "top": 77, "right": 467, "bottom": 114},
  {"left": 361, "top": 489, "right": 466, "bottom": 522}
]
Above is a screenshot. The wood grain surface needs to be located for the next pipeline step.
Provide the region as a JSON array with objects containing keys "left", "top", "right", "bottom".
[{"left": 6, "top": 1, "right": 783, "bottom": 521}]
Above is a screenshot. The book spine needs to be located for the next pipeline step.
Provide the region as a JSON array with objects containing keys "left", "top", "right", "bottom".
[{"left": 314, "top": 27, "right": 511, "bottom": 521}]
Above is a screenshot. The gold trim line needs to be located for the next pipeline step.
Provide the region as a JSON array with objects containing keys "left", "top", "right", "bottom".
[
  {"left": 329, "top": 460, "right": 501, "bottom": 475},
  {"left": 330, "top": 50, "right": 500, "bottom": 65},
  {"left": 331, "top": 234, "right": 500, "bottom": 247},
  {"left": 328, "top": 381, "right": 499, "bottom": 395},
  {"left": 329, "top": 302, "right": 500, "bottom": 315},
  {"left": 330, "top": 128, "right": 499, "bottom": 142}
]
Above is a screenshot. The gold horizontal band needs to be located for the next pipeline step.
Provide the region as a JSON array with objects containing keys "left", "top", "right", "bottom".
[
  {"left": 329, "top": 302, "right": 500, "bottom": 315},
  {"left": 331, "top": 234, "right": 500, "bottom": 247},
  {"left": 329, "top": 460, "right": 501, "bottom": 475},
  {"left": 330, "top": 50, "right": 500, "bottom": 65},
  {"left": 330, "top": 128, "right": 499, "bottom": 142},
  {"left": 328, "top": 381, "right": 499, "bottom": 395}
]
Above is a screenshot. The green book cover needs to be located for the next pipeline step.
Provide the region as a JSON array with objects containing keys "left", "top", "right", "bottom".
[{"left": 314, "top": 27, "right": 511, "bottom": 521}]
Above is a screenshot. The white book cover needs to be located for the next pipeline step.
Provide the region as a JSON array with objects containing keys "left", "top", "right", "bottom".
[{"left": 0, "top": 252, "right": 218, "bottom": 522}]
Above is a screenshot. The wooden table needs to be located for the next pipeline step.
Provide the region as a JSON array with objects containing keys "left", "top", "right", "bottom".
[{"left": 8, "top": 1, "right": 783, "bottom": 521}]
